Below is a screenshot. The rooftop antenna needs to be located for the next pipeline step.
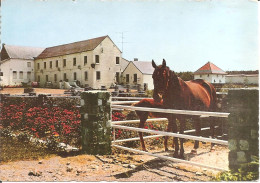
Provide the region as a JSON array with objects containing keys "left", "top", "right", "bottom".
[{"left": 116, "top": 31, "right": 129, "bottom": 57}]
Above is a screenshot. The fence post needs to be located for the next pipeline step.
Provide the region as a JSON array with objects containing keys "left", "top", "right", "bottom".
[
  {"left": 227, "top": 89, "right": 259, "bottom": 170},
  {"left": 80, "top": 91, "right": 111, "bottom": 155}
]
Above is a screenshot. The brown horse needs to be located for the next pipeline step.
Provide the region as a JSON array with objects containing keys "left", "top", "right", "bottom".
[
  {"left": 134, "top": 98, "right": 174, "bottom": 152},
  {"left": 152, "top": 59, "right": 217, "bottom": 159}
]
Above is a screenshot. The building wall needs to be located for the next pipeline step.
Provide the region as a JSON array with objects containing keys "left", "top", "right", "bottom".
[
  {"left": 194, "top": 74, "right": 226, "bottom": 83},
  {"left": 226, "top": 75, "right": 259, "bottom": 84},
  {"left": 0, "top": 58, "right": 34, "bottom": 86},
  {"left": 34, "top": 37, "right": 122, "bottom": 89},
  {"left": 121, "top": 62, "right": 154, "bottom": 90},
  {"left": 142, "top": 74, "right": 154, "bottom": 90},
  {"left": 122, "top": 62, "right": 143, "bottom": 86}
]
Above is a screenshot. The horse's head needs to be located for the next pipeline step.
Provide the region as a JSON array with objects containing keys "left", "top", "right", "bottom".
[{"left": 152, "top": 59, "right": 171, "bottom": 102}]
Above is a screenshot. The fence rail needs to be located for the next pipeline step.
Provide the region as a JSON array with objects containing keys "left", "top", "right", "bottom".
[
  {"left": 112, "top": 104, "right": 230, "bottom": 118},
  {"left": 112, "top": 144, "right": 228, "bottom": 171}
]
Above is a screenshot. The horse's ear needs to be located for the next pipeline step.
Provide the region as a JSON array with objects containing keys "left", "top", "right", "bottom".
[
  {"left": 162, "top": 59, "right": 166, "bottom": 68},
  {"left": 152, "top": 60, "right": 157, "bottom": 68}
]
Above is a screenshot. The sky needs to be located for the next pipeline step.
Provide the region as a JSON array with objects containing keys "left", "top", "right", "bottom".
[{"left": 1, "top": 0, "right": 259, "bottom": 72}]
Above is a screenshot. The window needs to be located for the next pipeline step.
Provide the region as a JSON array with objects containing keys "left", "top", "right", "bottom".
[
  {"left": 116, "top": 72, "right": 120, "bottom": 83},
  {"left": 84, "top": 56, "right": 88, "bottom": 65},
  {"left": 85, "top": 71, "right": 88, "bottom": 81},
  {"left": 54, "top": 74, "right": 57, "bottom": 82},
  {"left": 63, "top": 73, "right": 67, "bottom": 81},
  {"left": 50, "top": 61, "right": 52, "bottom": 68},
  {"left": 63, "top": 59, "right": 66, "bottom": 67},
  {"left": 44, "top": 62, "right": 46, "bottom": 69},
  {"left": 95, "top": 55, "right": 99, "bottom": 64},
  {"left": 74, "top": 72, "right": 77, "bottom": 80},
  {"left": 96, "top": 71, "right": 101, "bottom": 80},
  {"left": 73, "top": 58, "right": 76, "bottom": 66},
  {"left": 56, "top": 60, "right": 59, "bottom": 67},
  {"left": 13, "top": 71, "right": 17, "bottom": 79},
  {"left": 38, "top": 75, "right": 40, "bottom": 82},
  {"left": 46, "top": 75, "right": 48, "bottom": 82},
  {"left": 27, "top": 62, "right": 31, "bottom": 67},
  {"left": 37, "top": 63, "right": 40, "bottom": 70},
  {"left": 116, "top": 57, "right": 120, "bottom": 65},
  {"left": 200, "top": 75, "right": 202, "bottom": 78},
  {"left": 134, "top": 74, "right": 137, "bottom": 82},
  {"left": 126, "top": 74, "right": 129, "bottom": 83},
  {"left": 27, "top": 72, "right": 31, "bottom": 80},
  {"left": 19, "top": 71, "right": 23, "bottom": 79}
]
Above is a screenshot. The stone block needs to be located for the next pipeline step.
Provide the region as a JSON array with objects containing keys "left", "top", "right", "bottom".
[
  {"left": 237, "top": 151, "right": 247, "bottom": 163},
  {"left": 228, "top": 139, "right": 237, "bottom": 151},
  {"left": 239, "top": 140, "right": 249, "bottom": 151}
]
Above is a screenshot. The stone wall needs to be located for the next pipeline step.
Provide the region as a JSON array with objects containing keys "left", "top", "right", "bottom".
[
  {"left": 80, "top": 91, "right": 111, "bottom": 155},
  {"left": 228, "top": 89, "right": 259, "bottom": 170}
]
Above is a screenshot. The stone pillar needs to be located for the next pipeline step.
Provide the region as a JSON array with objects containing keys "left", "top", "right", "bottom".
[
  {"left": 228, "top": 89, "right": 259, "bottom": 170},
  {"left": 80, "top": 91, "right": 111, "bottom": 155}
]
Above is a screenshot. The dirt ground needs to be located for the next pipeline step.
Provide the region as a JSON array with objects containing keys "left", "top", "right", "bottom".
[{"left": 0, "top": 142, "right": 228, "bottom": 182}]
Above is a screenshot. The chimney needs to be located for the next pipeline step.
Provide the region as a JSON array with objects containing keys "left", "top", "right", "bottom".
[{"left": 134, "top": 58, "right": 138, "bottom": 61}]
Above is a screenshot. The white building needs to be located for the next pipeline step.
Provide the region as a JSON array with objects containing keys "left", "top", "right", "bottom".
[
  {"left": 122, "top": 60, "right": 154, "bottom": 90},
  {"left": 194, "top": 62, "right": 227, "bottom": 84},
  {"left": 226, "top": 74, "right": 259, "bottom": 85},
  {"left": 0, "top": 44, "right": 44, "bottom": 86},
  {"left": 35, "top": 35, "right": 126, "bottom": 89}
]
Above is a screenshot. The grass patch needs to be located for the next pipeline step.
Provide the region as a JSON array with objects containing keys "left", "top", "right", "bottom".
[{"left": 0, "top": 136, "right": 56, "bottom": 164}]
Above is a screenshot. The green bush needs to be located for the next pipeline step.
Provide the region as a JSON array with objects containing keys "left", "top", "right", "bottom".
[{"left": 214, "top": 156, "right": 259, "bottom": 181}]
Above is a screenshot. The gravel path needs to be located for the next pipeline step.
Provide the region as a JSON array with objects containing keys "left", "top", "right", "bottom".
[{"left": 0, "top": 142, "right": 228, "bottom": 181}]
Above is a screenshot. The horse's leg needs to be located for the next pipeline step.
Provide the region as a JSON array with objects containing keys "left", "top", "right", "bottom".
[
  {"left": 138, "top": 112, "right": 148, "bottom": 151},
  {"left": 210, "top": 117, "right": 216, "bottom": 151},
  {"left": 179, "top": 117, "right": 185, "bottom": 159},
  {"left": 164, "top": 117, "right": 171, "bottom": 151},
  {"left": 191, "top": 116, "right": 201, "bottom": 154},
  {"left": 168, "top": 115, "right": 178, "bottom": 158}
]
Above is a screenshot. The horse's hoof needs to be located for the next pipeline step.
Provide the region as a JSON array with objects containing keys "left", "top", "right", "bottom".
[
  {"left": 191, "top": 149, "right": 197, "bottom": 154},
  {"left": 179, "top": 155, "right": 185, "bottom": 159},
  {"left": 210, "top": 147, "right": 215, "bottom": 152}
]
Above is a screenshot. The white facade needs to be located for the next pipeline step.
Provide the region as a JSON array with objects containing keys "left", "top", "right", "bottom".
[
  {"left": 122, "top": 61, "right": 154, "bottom": 90},
  {"left": 34, "top": 36, "right": 122, "bottom": 89},
  {"left": 225, "top": 74, "right": 259, "bottom": 85},
  {"left": 194, "top": 74, "right": 226, "bottom": 84},
  {"left": 0, "top": 59, "right": 35, "bottom": 86},
  {"left": 0, "top": 44, "right": 44, "bottom": 86}
]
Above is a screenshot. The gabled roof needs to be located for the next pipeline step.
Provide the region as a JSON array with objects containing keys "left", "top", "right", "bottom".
[
  {"left": 194, "top": 62, "right": 227, "bottom": 75},
  {"left": 1, "top": 44, "right": 45, "bottom": 61},
  {"left": 36, "top": 35, "right": 110, "bottom": 59},
  {"left": 125, "top": 61, "right": 154, "bottom": 75}
]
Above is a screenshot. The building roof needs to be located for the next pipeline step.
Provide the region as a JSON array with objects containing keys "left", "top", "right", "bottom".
[
  {"left": 36, "top": 35, "right": 109, "bottom": 59},
  {"left": 131, "top": 61, "right": 154, "bottom": 75},
  {"left": 194, "top": 62, "right": 227, "bottom": 75},
  {"left": 1, "top": 44, "right": 45, "bottom": 61}
]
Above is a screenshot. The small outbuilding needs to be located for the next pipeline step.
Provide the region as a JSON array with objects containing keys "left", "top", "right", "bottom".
[
  {"left": 122, "top": 60, "right": 154, "bottom": 90},
  {"left": 194, "top": 62, "right": 227, "bottom": 84},
  {"left": 0, "top": 44, "right": 44, "bottom": 86}
]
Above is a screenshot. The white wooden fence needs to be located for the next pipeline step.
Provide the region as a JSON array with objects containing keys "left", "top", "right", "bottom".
[{"left": 111, "top": 99, "right": 230, "bottom": 171}]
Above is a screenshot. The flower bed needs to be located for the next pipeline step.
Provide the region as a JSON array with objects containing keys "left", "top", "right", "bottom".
[
  {"left": 0, "top": 97, "right": 81, "bottom": 147},
  {"left": 0, "top": 96, "right": 171, "bottom": 151}
]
